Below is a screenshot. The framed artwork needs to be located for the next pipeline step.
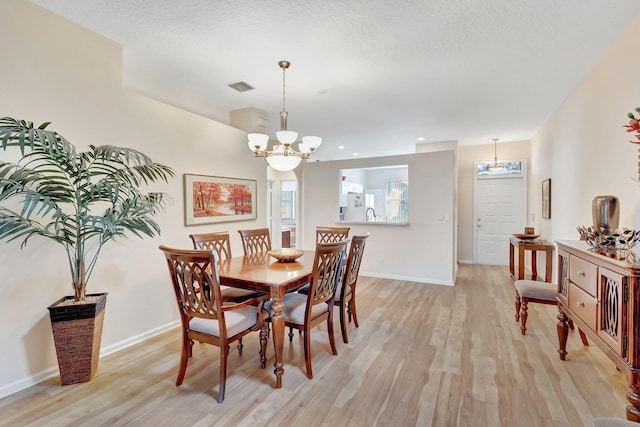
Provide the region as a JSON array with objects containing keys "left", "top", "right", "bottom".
[
  {"left": 542, "top": 178, "right": 551, "bottom": 219},
  {"left": 184, "top": 174, "right": 257, "bottom": 225}
]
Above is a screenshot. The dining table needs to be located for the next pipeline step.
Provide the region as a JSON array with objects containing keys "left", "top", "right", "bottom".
[{"left": 217, "top": 250, "right": 315, "bottom": 388}]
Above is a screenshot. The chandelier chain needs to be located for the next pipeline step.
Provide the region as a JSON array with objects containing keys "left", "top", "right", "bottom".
[{"left": 282, "top": 65, "right": 286, "bottom": 113}]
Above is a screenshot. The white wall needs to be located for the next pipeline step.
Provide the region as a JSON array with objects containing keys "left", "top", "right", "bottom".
[
  {"left": 299, "top": 152, "right": 457, "bottom": 285},
  {"left": 0, "top": 1, "right": 267, "bottom": 397},
  {"left": 532, "top": 15, "right": 640, "bottom": 243}
]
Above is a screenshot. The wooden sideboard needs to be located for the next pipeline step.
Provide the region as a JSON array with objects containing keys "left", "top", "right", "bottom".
[{"left": 556, "top": 240, "right": 640, "bottom": 421}]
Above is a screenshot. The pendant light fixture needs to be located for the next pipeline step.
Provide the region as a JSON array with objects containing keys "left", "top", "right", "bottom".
[
  {"left": 246, "top": 60, "right": 322, "bottom": 171},
  {"left": 488, "top": 138, "right": 504, "bottom": 172}
]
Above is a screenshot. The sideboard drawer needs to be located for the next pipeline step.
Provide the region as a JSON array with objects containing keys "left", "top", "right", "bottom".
[
  {"left": 570, "top": 254, "right": 598, "bottom": 296},
  {"left": 569, "top": 282, "right": 597, "bottom": 330}
]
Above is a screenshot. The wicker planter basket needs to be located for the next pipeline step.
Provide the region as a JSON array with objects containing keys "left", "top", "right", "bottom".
[{"left": 47, "top": 293, "right": 107, "bottom": 385}]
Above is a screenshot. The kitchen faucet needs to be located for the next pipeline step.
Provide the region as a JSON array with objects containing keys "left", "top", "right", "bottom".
[{"left": 365, "top": 207, "right": 376, "bottom": 222}]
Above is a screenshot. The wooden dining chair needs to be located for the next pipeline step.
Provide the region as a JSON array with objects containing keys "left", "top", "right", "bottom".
[
  {"left": 334, "top": 233, "right": 369, "bottom": 343},
  {"left": 291, "top": 226, "right": 350, "bottom": 340},
  {"left": 189, "top": 232, "right": 267, "bottom": 303},
  {"left": 238, "top": 228, "right": 272, "bottom": 255},
  {"left": 264, "top": 240, "right": 347, "bottom": 379},
  {"left": 159, "top": 245, "right": 268, "bottom": 403},
  {"left": 300, "top": 234, "right": 369, "bottom": 343},
  {"left": 316, "top": 226, "right": 350, "bottom": 243}
]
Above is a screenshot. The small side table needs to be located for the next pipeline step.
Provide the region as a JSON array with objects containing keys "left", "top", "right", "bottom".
[{"left": 509, "top": 236, "right": 554, "bottom": 282}]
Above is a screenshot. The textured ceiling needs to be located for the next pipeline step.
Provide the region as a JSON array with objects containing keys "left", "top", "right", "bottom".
[{"left": 30, "top": 0, "right": 640, "bottom": 160}]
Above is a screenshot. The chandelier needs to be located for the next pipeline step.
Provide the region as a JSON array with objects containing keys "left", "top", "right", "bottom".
[
  {"left": 247, "top": 60, "right": 322, "bottom": 171},
  {"left": 487, "top": 138, "right": 505, "bottom": 172}
]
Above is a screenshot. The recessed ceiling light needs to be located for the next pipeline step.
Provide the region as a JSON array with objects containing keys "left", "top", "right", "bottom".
[
  {"left": 352, "top": 152, "right": 358, "bottom": 156},
  {"left": 338, "top": 145, "right": 345, "bottom": 150},
  {"left": 417, "top": 137, "right": 425, "bottom": 141}
]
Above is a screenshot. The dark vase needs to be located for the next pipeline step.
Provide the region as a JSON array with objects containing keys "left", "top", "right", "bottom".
[{"left": 592, "top": 195, "right": 619, "bottom": 233}]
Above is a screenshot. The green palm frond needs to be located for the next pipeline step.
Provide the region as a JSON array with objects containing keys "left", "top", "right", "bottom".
[
  {"left": 0, "top": 117, "right": 174, "bottom": 301},
  {"left": 0, "top": 209, "right": 72, "bottom": 247}
]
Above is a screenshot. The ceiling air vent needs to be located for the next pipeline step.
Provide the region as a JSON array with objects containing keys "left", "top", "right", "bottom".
[{"left": 227, "top": 81, "right": 254, "bottom": 93}]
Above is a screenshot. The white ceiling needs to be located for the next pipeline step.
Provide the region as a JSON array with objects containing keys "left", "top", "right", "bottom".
[{"left": 31, "top": 0, "right": 640, "bottom": 160}]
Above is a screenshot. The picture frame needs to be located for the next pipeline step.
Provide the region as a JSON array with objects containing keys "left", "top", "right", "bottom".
[
  {"left": 542, "top": 178, "right": 551, "bottom": 219},
  {"left": 184, "top": 174, "right": 257, "bottom": 226}
]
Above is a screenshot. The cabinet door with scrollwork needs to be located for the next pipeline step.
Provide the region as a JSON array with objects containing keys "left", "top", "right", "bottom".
[
  {"left": 598, "top": 267, "right": 625, "bottom": 358},
  {"left": 557, "top": 249, "right": 569, "bottom": 305}
]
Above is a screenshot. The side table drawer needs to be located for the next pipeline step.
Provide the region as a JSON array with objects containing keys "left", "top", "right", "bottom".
[
  {"left": 569, "top": 255, "right": 597, "bottom": 296},
  {"left": 569, "top": 282, "right": 597, "bottom": 330}
]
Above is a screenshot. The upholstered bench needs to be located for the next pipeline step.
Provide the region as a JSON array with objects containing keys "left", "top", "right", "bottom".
[
  {"left": 514, "top": 279, "right": 558, "bottom": 335},
  {"left": 594, "top": 418, "right": 640, "bottom": 426}
]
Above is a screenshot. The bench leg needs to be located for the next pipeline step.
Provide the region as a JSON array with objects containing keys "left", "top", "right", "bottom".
[
  {"left": 578, "top": 328, "right": 589, "bottom": 346},
  {"left": 520, "top": 297, "right": 529, "bottom": 335}
]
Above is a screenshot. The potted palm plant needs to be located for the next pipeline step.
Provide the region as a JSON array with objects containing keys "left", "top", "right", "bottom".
[{"left": 0, "top": 117, "right": 174, "bottom": 384}]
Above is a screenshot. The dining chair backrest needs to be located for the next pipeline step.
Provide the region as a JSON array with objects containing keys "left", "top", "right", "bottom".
[
  {"left": 316, "top": 226, "right": 350, "bottom": 244},
  {"left": 342, "top": 233, "right": 369, "bottom": 292},
  {"left": 307, "top": 240, "right": 349, "bottom": 310},
  {"left": 238, "top": 228, "right": 272, "bottom": 255},
  {"left": 189, "top": 232, "right": 232, "bottom": 261},
  {"left": 159, "top": 246, "right": 223, "bottom": 326}
]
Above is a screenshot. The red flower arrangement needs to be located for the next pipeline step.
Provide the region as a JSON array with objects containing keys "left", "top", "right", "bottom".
[{"left": 625, "top": 107, "right": 640, "bottom": 144}]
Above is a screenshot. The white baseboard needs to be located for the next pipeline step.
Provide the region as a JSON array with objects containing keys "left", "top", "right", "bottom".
[
  {"left": 100, "top": 320, "right": 180, "bottom": 357},
  {"left": 0, "top": 320, "right": 180, "bottom": 400},
  {"left": 0, "top": 366, "right": 60, "bottom": 400},
  {"left": 360, "top": 272, "right": 454, "bottom": 286}
]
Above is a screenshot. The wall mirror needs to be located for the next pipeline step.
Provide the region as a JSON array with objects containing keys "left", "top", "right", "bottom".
[{"left": 338, "top": 165, "right": 408, "bottom": 224}]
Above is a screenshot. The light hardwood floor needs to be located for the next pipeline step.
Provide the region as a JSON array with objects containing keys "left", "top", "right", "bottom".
[{"left": 0, "top": 264, "right": 630, "bottom": 426}]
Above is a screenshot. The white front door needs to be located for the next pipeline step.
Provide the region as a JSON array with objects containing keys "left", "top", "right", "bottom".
[{"left": 475, "top": 177, "right": 525, "bottom": 265}]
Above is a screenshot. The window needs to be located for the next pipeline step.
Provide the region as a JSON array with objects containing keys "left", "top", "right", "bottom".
[
  {"left": 476, "top": 161, "right": 523, "bottom": 176},
  {"left": 339, "top": 165, "right": 409, "bottom": 223},
  {"left": 386, "top": 179, "right": 408, "bottom": 223}
]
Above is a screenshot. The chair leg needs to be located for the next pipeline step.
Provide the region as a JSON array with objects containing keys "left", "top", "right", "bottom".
[
  {"left": 217, "top": 345, "right": 228, "bottom": 403},
  {"left": 237, "top": 338, "right": 243, "bottom": 355},
  {"left": 327, "top": 310, "right": 338, "bottom": 356},
  {"left": 351, "top": 294, "right": 359, "bottom": 328},
  {"left": 568, "top": 318, "right": 575, "bottom": 330},
  {"left": 515, "top": 292, "right": 521, "bottom": 322},
  {"left": 259, "top": 324, "right": 268, "bottom": 369},
  {"left": 288, "top": 327, "right": 295, "bottom": 342},
  {"left": 520, "top": 298, "right": 529, "bottom": 335},
  {"left": 303, "top": 329, "right": 313, "bottom": 379},
  {"left": 176, "top": 333, "right": 190, "bottom": 386},
  {"left": 339, "top": 300, "right": 349, "bottom": 344}
]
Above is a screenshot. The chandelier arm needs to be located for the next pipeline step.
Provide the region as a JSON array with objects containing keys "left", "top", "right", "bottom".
[{"left": 264, "top": 148, "right": 304, "bottom": 159}]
